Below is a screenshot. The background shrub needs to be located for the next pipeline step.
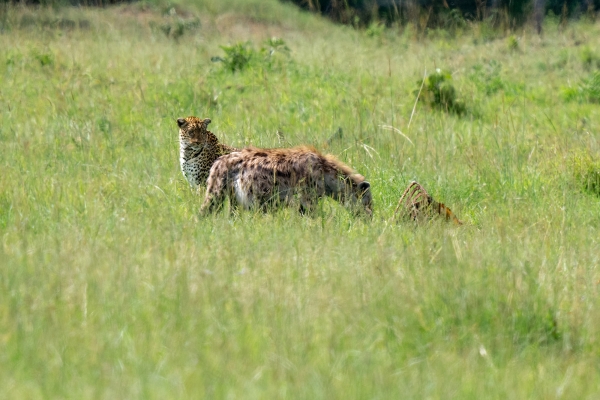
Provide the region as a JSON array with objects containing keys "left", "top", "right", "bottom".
[
  {"left": 571, "top": 151, "right": 600, "bottom": 196},
  {"left": 416, "top": 69, "right": 466, "bottom": 115}
]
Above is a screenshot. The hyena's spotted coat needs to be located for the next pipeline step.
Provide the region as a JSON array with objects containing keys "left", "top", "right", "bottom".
[{"left": 200, "top": 146, "right": 373, "bottom": 217}]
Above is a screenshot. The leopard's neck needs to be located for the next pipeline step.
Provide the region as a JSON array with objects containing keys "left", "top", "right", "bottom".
[{"left": 180, "top": 141, "right": 204, "bottom": 163}]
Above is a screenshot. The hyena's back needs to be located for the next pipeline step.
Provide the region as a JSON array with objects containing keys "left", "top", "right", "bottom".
[{"left": 202, "top": 146, "right": 372, "bottom": 214}]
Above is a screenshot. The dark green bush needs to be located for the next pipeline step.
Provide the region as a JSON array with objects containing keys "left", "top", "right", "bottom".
[{"left": 415, "top": 69, "right": 465, "bottom": 115}]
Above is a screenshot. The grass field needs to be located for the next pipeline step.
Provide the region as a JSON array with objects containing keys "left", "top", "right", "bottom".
[{"left": 1, "top": 0, "right": 600, "bottom": 397}]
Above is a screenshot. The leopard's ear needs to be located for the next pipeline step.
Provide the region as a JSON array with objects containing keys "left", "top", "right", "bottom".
[
  {"left": 202, "top": 118, "right": 212, "bottom": 128},
  {"left": 177, "top": 118, "right": 186, "bottom": 128}
]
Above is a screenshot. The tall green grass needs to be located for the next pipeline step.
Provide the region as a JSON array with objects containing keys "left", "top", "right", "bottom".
[{"left": 1, "top": 1, "right": 600, "bottom": 398}]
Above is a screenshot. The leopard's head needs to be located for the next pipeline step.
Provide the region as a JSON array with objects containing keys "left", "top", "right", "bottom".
[{"left": 177, "top": 116, "right": 212, "bottom": 147}]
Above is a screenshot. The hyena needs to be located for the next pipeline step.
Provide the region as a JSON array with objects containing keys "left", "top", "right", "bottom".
[{"left": 200, "top": 146, "right": 373, "bottom": 217}]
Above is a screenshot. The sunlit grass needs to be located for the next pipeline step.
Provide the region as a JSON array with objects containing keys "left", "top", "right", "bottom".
[{"left": 1, "top": 1, "right": 600, "bottom": 397}]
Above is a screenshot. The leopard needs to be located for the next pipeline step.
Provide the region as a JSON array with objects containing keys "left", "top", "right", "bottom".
[
  {"left": 199, "top": 145, "right": 373, "bottom": 217},
  {"left": 177, "top": 116, "right": 239, "bottom": 188}
]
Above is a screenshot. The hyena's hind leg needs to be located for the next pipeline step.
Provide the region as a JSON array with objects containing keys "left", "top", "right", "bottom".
[{"left": 200, "top": 160, "right": 231, "bottom": 215}]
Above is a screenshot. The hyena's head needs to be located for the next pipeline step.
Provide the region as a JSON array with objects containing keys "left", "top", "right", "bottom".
[{"left": 349, "top": 174, "right": 373, "bottom": 218}]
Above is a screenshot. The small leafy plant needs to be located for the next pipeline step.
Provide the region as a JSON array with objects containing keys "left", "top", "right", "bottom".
[
  {"left": 469, "top": 60, "right": 504, "bottom": 95},
  {"left": 34, "top": 51, "right": 54, "bottom": 67},
  {"left": 507, "top": 35, "right": 519, "bottom": 51},
  {"left": 571, "top": 151, "right": 600, "bottom": 197},
  {"left": 149, "top": 6, "right": 200, "bottom": 41},
  {"left": 437, "top": 9, "right": 466, "bottom": 34},
  {"left": 415, "top": 69, "right": 465, "bottom": 115},
  {"left": 365, "top": 21, "right": 385, "bottom": 38},
  {"left": 158, "top": 19, "right": 200, "bottom": 40},
  {"left": 212, "top": 42, "right": 255, "bottom": 72},
  {"left": 260, "top": 37, "right": 291, "bottom": 69},
  {"left": 585, "top": 71, "right": 600, "bottom": 102},
  {"left": 562, "top": 71, "right": 600, "bottom": 103},
  {"left": 261, "top": 37, "right": 290, "bottom": 56},
  {"left": 581, "top": 47, "right": 600, "bottom": 70},
  {"left": 212, "top": 38, "right": 291, "bottom": 73}
]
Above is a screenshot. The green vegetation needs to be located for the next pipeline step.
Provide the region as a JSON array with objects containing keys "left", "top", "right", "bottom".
[
  {"left": 415, "top": 69, "right": 466, "bottom": 115},
  {"left": 563, "top": 70, "right": 600, "bottom": 103},
  {"left": 1, "top": 0, "right": 600, "bottom": 397},
  {"left": 212, "top": 38, "right": 290, "bottom": 73},
  {"left": 571, "top": 150, "right": 600, "bottom": 196}
]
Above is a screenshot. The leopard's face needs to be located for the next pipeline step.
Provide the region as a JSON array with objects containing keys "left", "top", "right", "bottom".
[
  {"left": 177, "top": 116, "right": 212, "bottom": 147},
  {"left": 177, "top": 116, "right": 222, "bottom": 188}
]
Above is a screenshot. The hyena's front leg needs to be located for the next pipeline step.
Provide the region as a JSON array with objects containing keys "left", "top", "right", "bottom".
[
  {"left": 297, "top": 189, "right": 316, "bottom": 215},
  {"left": 200, "top": 161, "right": 229, "bottom": 215}
]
